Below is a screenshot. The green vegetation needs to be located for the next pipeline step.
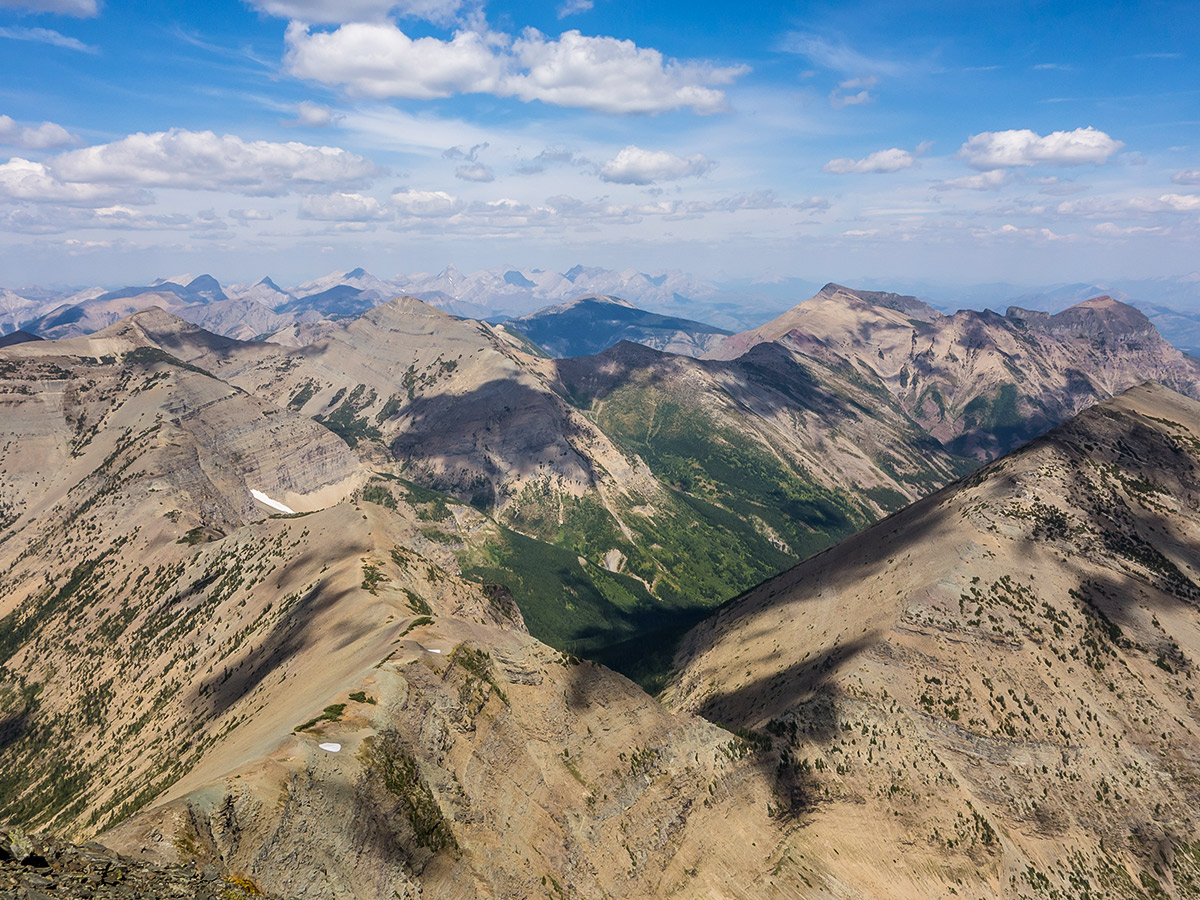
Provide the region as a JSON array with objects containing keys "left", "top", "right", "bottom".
[
  {"left": 286, "top": 379, "right": 319, "bottom": 411},
  {"left": 364, "top": 729, "right": 457, "bottom": 854},
  {"left": 361, "top": 482, "right": 397, "bottom": 509},
  {"left": 316, "top": 383, "right": 383, "bottom": 447},
  {"left": 294, "top": 703, "right": 346, "bottom": 732},
  {"left": 361, "top": 561, "right": 387, "bottom": 594}
]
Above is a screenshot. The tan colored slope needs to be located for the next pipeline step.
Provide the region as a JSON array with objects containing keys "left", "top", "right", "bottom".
[
  {"left": 100, "top": 575, "right": 800, "bottom": 900},
  {"left": 0, "top": 327, "right": 802, "bottom": 900},
  {"left": 706, "top": 284, "right": 1200, "bottom": 459},
  {"left": 128, "top": 299, "right": 662, "bottom": 512},
  {"left": 664, "top": 382, "right": 1200, "bottom": 899}
]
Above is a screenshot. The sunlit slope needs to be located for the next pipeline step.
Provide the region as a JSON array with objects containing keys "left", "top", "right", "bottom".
[{"left": 665, "top": 383, "right": 1200, "bottom": 899}]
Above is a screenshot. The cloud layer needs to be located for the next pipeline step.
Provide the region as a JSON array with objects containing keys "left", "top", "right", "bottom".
[{"left": 48, "top": 129, "right": 382, "bottom": 196}]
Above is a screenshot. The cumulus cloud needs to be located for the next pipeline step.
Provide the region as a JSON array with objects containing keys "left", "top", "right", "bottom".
[
  {"left": 0, "top": 25, "right": 96, "bottom": 52},
  {"left": 504, "top": 29, "right": 745, "bottom": 115},
  {"left": 1173, "top": 169, "right": 1200, "bottom": 185},
  {"left": 299, "top": 191, "right": 390, "bottom": 220},
  {"left": 284, "top": 23, "right": 747, "bottom": 115},
  {"left": 455, "top": 163, "right": 494, "bottom": 182},
  {"left": 931, "top": 169, "right": 1010, "bottom": 191},
  {"left": 284, "top": 22, "right": 504, "bottom": 100},
  {"left": 48, "top": 128, "right": 383, "bottom": 196},
  {"left": 0, "top": 157, "right": 139, "bottom": 205},
  {"left": 599, "top": 146, "right": 713, "bottom": 184},
  {"left": 959, "top": 127, "right": 1123, "bottom": 169},
  {"left": 0, "top": 115, "right": 79, "bottom": 150},
  {"left": 391, "top": 188, "right": 464, "bottom": 216},
  {"left": 247, "top": 0, "right": 462, "bottom": 25},
  {"left": 823, "top": 147, "right": 916, "bottom": 174},
  {"left": 557, "top": 0, "right": 592, "bottom": 18},
  {"left": 0, "top": 0, "right": 99, "bottom": 16}
]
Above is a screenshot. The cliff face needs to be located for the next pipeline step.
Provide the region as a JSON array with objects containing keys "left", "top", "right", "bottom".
[{"left": 665, "top": 383, "right": 1200, "bottom": 899}]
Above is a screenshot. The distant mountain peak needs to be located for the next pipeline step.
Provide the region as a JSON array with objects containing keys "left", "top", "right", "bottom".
[
  {"left": 503, "top": 269, "right": 537, "bottom": 288},
  {"left": 257, "top": 276, "right": 283, "bottom": 291},
  {"left": 344, "top": 267, "right": 368, "bottom": 279}
]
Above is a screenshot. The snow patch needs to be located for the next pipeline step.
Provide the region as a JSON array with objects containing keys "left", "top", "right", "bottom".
[
  {"left": 318, "top": 742, "right": 341, "bottom": 752},
  {"left": 251, "top": 489, "right": 295, "bottom": 515},
  {"left": 427, "top": 648, "right": 442, "bottom": 654}
]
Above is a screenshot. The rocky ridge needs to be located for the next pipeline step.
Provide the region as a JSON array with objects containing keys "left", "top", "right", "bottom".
[
  {"left": 665, "top": 382, "right": 1200, "bottom": 899},
  {"left": 707, "top": 282, "right": 1200, "bottom": 457}
]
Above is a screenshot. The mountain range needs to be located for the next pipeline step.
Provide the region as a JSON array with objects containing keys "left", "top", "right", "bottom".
[
  {"left": 4, "top": 279, "right": 1200, "bottom": 898},
  {"left": 8, "top": 267, "right": 1200, "bottom": 358}
]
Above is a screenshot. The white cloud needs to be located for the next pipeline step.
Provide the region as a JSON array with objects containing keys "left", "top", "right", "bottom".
[
  {"left": 49, "top": 128, "right": 383, "bottom": 196},
  {"left": 284, "top": 23, "right": 747, "bottom": 115},
  {"left": 599, "top": 146, "right": 713, "bottom": 184},
  {"left": 829, "top": 75, "right": 876, "bottom": 109},
  {"left": 0, "top": 0, "right": 98, "bottom": 16},
  {"left": 299, "top": 191, "right": 390, "bottom": 220},
  {"left": 247, "top": 0, "right": 462, "bottom": 25},
  {"left": 780, "top": 33, "right": 911, "bottom": 78},
  {"left": 959, "top": 127, "right": 1123, "bottom": 169},
  {"left": 0, "top": 25, "right": 96, "bottom": 52},
  {"left": 455, "top": 162, "right": 494, "bottom": 182},
  {"left": 1172, "top": 169, "right": 1200, "bottom": 185},
  {"left": 0, "top": 115, "right": 79, "bottom": 150},
  {"left": 0, "top": 204, "right": 225, "bottom": 235},
  {"left": 931, "top": 169, "right": 1010, "bottom": 191},
  {"left": 391, "top": 188, "right": 465, "bottom": 217},
  {"left": 1093, "top": 222, "right": 1167, "bottom": 237},
  {"left": 823, "top": 147, "right": 916, "bottom": 174},
  {"left": 830, "top": 88, "right": 872, "bottom": 109},
  {"left": 284, "top": 22, "right": 504, "bottom": 100},
  {"left": 1055, "top": 193, "right": 1200, "bottom": 217},
  {"left": 289, "top": 101, "right": 340, "bottom": 127},
  {"left": 1160, "top": 193, "right": 1200, "bottom": 211},
  {"left": 505, "top": 29, "right": 745, "bottom": 115},
  {"left": 0, "top": 157, "right": 139, "bottom": 205},
  {"left": 557, "top": 0, "right": 592, "bottom": 18}
]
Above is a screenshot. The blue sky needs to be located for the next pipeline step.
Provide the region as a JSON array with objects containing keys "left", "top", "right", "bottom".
[{"left": 0, "top": 0, "right": 1197, "bottom": 287}]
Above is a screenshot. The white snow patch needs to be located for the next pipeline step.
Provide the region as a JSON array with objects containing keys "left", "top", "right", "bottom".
[
  {"left": 251, "top": 489, "right": 295, "bottom": 514},
  {"left": 318, "top": 742, "right": 341, "bottom": 752},
  {"left": 427, "top": 648, "right": 442, "bottom": 654}
]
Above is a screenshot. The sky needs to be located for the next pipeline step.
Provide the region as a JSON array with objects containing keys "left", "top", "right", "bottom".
[{"left": 0, "top": 0, "right": 1198, "bottom": 288}]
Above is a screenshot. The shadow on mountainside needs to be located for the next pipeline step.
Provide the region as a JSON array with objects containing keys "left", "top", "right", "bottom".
[
  {"left": 189, "top": 578, "right": 358, "bottom": 720},
  {"left": 388, "top": 379, "right": 597, "bottom": 501}
]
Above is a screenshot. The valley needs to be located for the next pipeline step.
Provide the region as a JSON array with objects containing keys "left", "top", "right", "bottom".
[{"left": 2, "top": 279, "right": 1200, "bottom": 899}]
